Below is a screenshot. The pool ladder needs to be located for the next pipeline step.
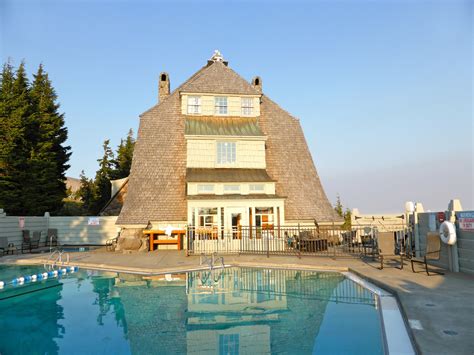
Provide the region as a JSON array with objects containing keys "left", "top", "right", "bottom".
[
  {"left": 200, "top": 252, "right": 225, "bottom": 271},
  {"left": 44, "top": 248, "right": 70, "bottom": 271},
  {"left": 199, "top": 253, "right": 225, "bottom": 287}
]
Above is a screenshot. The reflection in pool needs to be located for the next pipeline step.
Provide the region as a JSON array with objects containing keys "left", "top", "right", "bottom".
[{"left": 0, "top": 266, "right": 383, "bottom": 354}]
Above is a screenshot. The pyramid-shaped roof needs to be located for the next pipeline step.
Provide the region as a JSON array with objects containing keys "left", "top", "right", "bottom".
[{"left": 180, "top": 60, "right": 260, "bottom": 95}]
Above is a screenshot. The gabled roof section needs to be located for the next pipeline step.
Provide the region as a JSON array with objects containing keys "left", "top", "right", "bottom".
[
  {"left": 185, "top": 117, "right": 264, "bottom": 136},
  {"left": 180, "top": 61, "right": 260, "bottom": 96},
  {"left": 186, "top": 168, "right": 274, "bottom": 183}
]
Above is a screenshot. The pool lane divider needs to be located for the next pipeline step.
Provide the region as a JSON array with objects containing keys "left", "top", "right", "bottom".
[{"left": 0, "top": 266, "right": 79, "bottom": 289}]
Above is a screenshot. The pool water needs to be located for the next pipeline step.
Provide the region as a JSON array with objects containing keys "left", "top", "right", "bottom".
[{"left": 0, "top": 266, "right": 384, "bottom": 354}]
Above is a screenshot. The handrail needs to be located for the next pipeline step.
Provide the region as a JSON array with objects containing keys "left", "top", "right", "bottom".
[{"left": 44, "top": 248, "right": 70, "bottom": 271}]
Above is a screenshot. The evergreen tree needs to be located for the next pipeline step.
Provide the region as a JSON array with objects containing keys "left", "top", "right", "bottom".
[
  {"left": 77, "top": 170, "right": 95, "bottom": 214},
  {"left": 111, "top": 128, "right": 135, "bottom": 179},
  {"left": 334, "top": 195, "right": 352, "bottom": 230},
  {"left": 25, "top": 64, "right": 71, "bottom": 215},
  {"left": 0, "top": 62, "right": 31, "bottom": 215},
  {"left": 334, "top": 194, "right": 343, "bottom": 217},
  {"left": 89, "top": 140, "right": 114, "bottom": 214}
]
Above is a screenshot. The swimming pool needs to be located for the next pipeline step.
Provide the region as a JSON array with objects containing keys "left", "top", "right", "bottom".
[{"left": 0, "top": 265, "right": 386, "bottom": 354}]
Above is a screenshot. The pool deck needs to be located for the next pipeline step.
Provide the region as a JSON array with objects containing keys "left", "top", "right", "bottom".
[{"left": 2, "top": 249, "right": 473, "bottom": 355}]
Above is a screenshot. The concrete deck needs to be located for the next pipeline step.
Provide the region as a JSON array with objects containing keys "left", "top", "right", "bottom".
[{"left": 2, "top": 249, "right": 473, "bottom": 354}]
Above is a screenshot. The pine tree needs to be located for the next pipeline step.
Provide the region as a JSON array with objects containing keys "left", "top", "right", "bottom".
[
  {"left": 77, "top": 170, "right": 95, "bottom": 214},
  {"left": 111, "top": 128, "right": 135, "bottom": 179},
  {"left": 334, "top": 194, "right": 343, "bottom": 217},
  {"left": 0, "top": 62, "right": 31, "bottom": 215},
  {"left": 89, "top": 140, "right": 114, "bottom": 214},
  {"left": 26, "top": 64, "right": 71, "bottom": 215}
]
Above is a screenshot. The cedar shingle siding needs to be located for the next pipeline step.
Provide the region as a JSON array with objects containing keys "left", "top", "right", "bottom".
[{"left": 117, "top": 60, "right": 338, "bottom": 225}]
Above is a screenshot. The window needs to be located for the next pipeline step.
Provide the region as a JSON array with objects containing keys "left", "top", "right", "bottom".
[
  {"left": 216, "top": 141, "right": 236, "bottom": 165},
  {"left": 187, "top": 96, "right": 201, "bottom": 114},
  {"left": 215, "top": 96, "right": 228, "bottom": 115},
  {"left": 241, "top": 97, "right": 254, "bottom": 116},
  {"left": 198, "top": 208, "right": 218, "bottom": 228},
  {"left": 224, "top": 185, "right": 240, "bottom": 193},
  {"left": 255, "top": 207, "right": 274, "bottom": 229},
  {"left": 197, "top": 184, "right": 214, "bottom": 194},
  {"left": 249, "top": 184, "right": 265, "bottom": 193}
]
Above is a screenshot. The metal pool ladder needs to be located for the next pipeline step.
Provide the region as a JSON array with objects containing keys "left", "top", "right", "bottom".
[
  {"left": 200, "top": 252, "right": 225, "bottom": 271},
  {"left": 44, "top": 248, "right": 70, "bottom": 271}
]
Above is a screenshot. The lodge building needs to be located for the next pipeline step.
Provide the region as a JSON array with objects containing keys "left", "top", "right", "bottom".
[{"left": 113, "top": 51, "right": 339, "bottom": 238}]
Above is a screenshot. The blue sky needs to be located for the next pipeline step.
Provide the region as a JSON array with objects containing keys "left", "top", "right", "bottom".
[{"left": 1, "top": 0, "right": 472, "bottom": 212}]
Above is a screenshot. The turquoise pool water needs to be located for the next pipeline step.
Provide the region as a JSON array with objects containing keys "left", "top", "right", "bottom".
[{"left": 0, "top": 265, "right": 383, "bottom": 354}]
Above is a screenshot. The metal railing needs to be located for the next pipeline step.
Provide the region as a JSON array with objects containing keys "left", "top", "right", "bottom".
[
  {"left": 187, "top": 224, "right": 413, "bottom": 258},
  {"left": 44, "top": 248, "right": 70, "bottom": 271}
]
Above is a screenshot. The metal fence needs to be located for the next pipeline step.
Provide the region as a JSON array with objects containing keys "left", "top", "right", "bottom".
[{"left": 186, "top": 224, "right": 413, "bottom": 258}]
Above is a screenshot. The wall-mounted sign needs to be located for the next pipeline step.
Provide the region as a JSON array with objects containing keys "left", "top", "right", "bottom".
[
  {"left": 437, "top": 212, "right": 446, "bottom": 223},
  {"left": 458, "top": 212, "right": 474, "bottom": 231},
  {"left": 88, "top": 217, "right": 100, "bottom": 226},
  {"left": 19, "top": 217, "right": 25, "bottom": 229}
]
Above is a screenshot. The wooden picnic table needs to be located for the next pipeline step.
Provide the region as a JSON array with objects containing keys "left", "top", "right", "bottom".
[{"left": 143, "top": 229, "right": 186, "bottom": 251}]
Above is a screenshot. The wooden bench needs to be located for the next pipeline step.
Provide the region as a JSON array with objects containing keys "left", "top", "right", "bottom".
[{"left": 143, "top": 229, "right": 186, "bottom": 251}]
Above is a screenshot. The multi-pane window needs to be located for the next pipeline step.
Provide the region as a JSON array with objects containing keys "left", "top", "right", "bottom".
[
  {"left": 249, "top": 184, "right": 265, "bottom": 193},
  {"left": 215, "top": 96, "right": 228, "bottom": 115},
  {"left": 197, "top": 184, "right": 214, "bottom": 194},
  {"left": 224, "top": 184, "right": 240, "bottom": 193},
  {"left": 198, "top": 208, "right": 218, "bottom": 227},
  {"left": 187, "top": 96, "right": 201, "bottom": 114},
  {"left": 216, "top": 141, "right": 236, "bottom": 165},
  {"left": 241, "top": 97, "right": 254, "bottom": 116},
  {"left": 255, "top": 207, "right": 274, "bottom": 229}
]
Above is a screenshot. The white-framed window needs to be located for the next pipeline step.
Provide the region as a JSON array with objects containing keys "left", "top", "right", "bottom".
[
  {"left": 197, "top": 184, "right": 214, "bottom": 194},
  {"left": 255, "top": 207, "right": 274, "bottom": 229},
  {"left": 198, "top": 207, "right": 218, "bottom": 227},
  {"left": 216, "top": 141, "right": 236, "bottom": 165},
  {"left": 241, "top": 97, "right": 254, "bottom": 116},
  {"left": 224, "top": 184, "right": 240, "bottom": 193},
  {"left": 249, "top": 184, "right": 265, "bottom": 193},
  {"left": 215, "top": 96, "right": 228, "bottom": 115},
  {"left": 187, "top": 96, "right": 201, "bottom": 114}
]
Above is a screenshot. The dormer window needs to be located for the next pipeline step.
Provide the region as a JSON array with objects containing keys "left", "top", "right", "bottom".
[
  {"left": 215, "top": 96, "right": 228, "bottom": 115},
  {"left": 187, "top": 96, "right": 201, "bottom": 114},
  {"left": 241, "top": 98, "right": 254, "bottom": 116}
]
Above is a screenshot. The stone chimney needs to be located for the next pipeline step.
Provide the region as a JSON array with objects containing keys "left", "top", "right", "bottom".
[
  {"left": 158, "top": 72, "right": 170, "bottom": 102},
  {"left": 252, "top": 76, "right": 262, "bottom": 93}
]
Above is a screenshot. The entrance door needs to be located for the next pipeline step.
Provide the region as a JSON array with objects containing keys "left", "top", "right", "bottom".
[{"left": 225, "top": 207, "right": 247, "bottom": 239}]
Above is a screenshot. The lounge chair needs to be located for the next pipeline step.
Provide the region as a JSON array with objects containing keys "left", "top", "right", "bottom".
[
  {"left": 378, "top": 231, "right": 404, "bottom": 270},
  {"left": 411, "top": 232, "right": 444, "bottom": 276}
]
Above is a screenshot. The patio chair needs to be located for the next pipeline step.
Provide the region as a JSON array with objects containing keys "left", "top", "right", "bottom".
[
  {"left": 411, "top": 232, "right": 444, "bottom": 276},
  {"left": 21, "top": 230, "right": 41, "bottom": 253},
  {"left": 378, "top": 232, "right": 404, "bottom": 270},
  {"left": 45, "top": 229, "right": 59, "bottom": 247},
  {"left": 21, "top": 230, "right": 31, "bottom": 253},
  {"left": 0, "top": 237, "right": 8, "bottom": 256}
]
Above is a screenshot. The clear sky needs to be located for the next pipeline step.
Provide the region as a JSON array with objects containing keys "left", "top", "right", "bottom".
[{"left": 1, "top": 0, "right": 472, "bottom": 213}]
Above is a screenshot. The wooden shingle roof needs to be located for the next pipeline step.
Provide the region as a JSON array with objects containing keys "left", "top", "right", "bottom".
[
  {"left": 186, "top": 168, "right": 274, "bottom": 183},
  {"left": 180, "top": 61, "right": 261, "bottom": 95},
  {"left": 117, "top": 58, "right": 340, "bottom": 225}
]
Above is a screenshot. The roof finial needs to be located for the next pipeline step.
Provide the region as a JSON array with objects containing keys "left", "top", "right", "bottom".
[{"left": 210, "top": 49, "right": 224, "bottom": 62}]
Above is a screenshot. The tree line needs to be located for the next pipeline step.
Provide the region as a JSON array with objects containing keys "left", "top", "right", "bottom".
[
  {"left": 72, "top": 130, "right": 135, "bottom": 216},
  {"left": 0, "top": 62, "right": 70, "bottom": 216}
]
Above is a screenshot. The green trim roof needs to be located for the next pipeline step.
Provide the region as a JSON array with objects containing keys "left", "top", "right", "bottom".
[{"left": 185, "top": 117, "right": 264, "bottom": 136}]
